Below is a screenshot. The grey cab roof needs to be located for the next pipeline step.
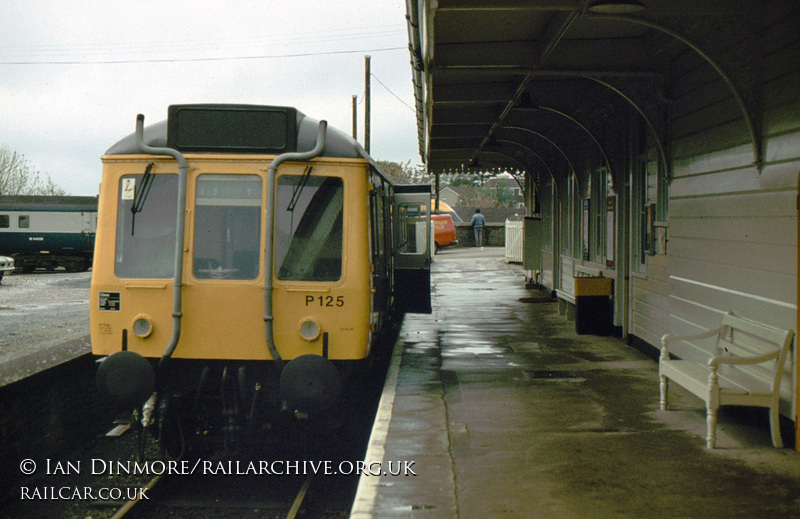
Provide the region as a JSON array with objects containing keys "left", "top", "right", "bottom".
[{"left": 105, "top": 106, "right": 369, "bottom": 160}]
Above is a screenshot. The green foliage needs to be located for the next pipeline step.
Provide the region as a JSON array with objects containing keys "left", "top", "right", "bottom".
[
  {"left": 451, "top": 184, "right": 517, "bottom": 209},
  {"left": 375, "top": 159, "right": 428, "bottom": 185},
  {"left": 436, "top": 169, "right": 524, "bottom": 208},
  {"left": 493, "top": 184, "right": 516, "bottom": 208},
  {"left": 449, "top": 177, "right": 475, "bottom": 187}
]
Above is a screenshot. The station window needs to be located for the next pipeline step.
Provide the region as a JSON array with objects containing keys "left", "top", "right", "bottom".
[
  {"left": 193, "top": 174, "right": 262, "bottom": 280},
  {"left": 274, "top": 175, "right": 343, "bottom": 282},
  {"left": 540, "top": 177, "right": 552, "bottom": 252},
  {"left": 115, "top": 173, "right": 178, "bottom": 279},
  {"left": 573, "top": 178, "right": 583, "bottom": 260},
  {"left": 18, "top": 215, "right": 30, "bottom": 229},
  {"left": 582, "top": 198, "right": 591, "bottom": 261},
  {"left": 590, "top": 168, "right": 607, "bottom": 263},
  {"left": 560, "top": 177, "right": 574, "bottom": 258},
  {"left": 631, "top": 159, "right": 648, "bottom": 272}
]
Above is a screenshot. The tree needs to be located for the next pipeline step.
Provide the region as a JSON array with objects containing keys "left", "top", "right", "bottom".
[
  {"left": 0, "top": 146, "right": 67, "bottom": 195},
  {"left": 449, "top": 177, "right": 475, "bottom": 187},
  {"left": 492, "top": 184, "right": 516, "bottom": 208},
  {"left": 375, "top": 159, "right": 429, "bottom": 185},
  {"left": 459, "top": 185, "right": 497, "bottom": 208}
]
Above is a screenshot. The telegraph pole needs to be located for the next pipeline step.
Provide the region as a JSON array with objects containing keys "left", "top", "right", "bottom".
[
  {"left": 352, "top": 95, "right": 358, "bottom": 140},
  {"left": 364, "top": 55, "right": 371, "bottom": 154}
]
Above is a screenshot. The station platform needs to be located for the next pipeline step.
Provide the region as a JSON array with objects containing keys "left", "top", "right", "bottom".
[{"left": 351, "top": 247, "right": 800, "bottom": 518}]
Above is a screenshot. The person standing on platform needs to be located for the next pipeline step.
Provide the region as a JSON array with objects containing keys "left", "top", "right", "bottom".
[{"left": 471, "top": 208, "right": 486, "bottom": 247}]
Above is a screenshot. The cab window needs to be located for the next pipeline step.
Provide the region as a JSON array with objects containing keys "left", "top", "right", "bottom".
[
  {"left": 115, "top": 173, "right": 178, "bottom": 278},
  {"left": 274, "top": 175, "right": 343, "bottom": 281}
]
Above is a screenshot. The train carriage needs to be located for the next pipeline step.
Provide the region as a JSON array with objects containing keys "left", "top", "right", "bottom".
[
  {"left": 91, "top": 104, "right": 430, "bottom": 455},
  {"left": 0, "top": 195, "right": 97, "bottom": 272}
]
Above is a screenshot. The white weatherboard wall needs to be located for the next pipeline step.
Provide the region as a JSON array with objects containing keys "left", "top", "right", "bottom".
[{"left": 656, "top": 6, "right": 799, "bottom": 417}]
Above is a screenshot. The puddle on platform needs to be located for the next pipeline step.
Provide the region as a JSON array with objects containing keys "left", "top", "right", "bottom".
[{"left": 442, "top": 344, "right": 506, "bottom": 356}]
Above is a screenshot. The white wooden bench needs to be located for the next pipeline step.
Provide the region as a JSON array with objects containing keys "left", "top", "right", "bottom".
[{"left": 659, "top": 312, "right": 794, "bottom": 448}]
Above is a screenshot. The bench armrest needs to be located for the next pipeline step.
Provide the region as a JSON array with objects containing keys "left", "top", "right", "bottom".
[
  {"left": 708, "top": 349, "right": 779, "bottom": 367},
  {"left": 660, "top": 327, "right": 724, "bottom": 356}
]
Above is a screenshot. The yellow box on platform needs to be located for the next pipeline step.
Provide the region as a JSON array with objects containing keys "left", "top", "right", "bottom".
[{"left": 573, "top": 276, "right": 613, "bottom": 297}]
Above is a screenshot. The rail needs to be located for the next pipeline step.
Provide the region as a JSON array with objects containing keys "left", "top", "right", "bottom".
[
  {"left": 107, "top": 471, "right": 317, "bottom": 518},
  {"left": 109, "top": 474, "right": 164, "bottom": 519}
]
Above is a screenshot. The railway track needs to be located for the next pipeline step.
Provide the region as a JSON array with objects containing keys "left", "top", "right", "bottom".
[
  {"left": 110, "top": 472, "right": 325, "bottom": 519},
  {"left": 0, "top": 355, "right": 388, "bottom": 518},
  {"left": 0, "top": 352, "right": 380, "bottom": 519},
  {"left": 108, "top": 474, "right": 163, "bottom": 519},
  {"left": 2, "top": 413, "right": 367, "bottom": 519},
  {"left": 103, "top": 355, "right": 391, "bottom": 519},
  {"left": 0, "top": 271, "right": 395, "bottom": 519}
]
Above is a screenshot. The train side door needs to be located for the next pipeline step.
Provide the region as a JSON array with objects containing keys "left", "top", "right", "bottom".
[
  {"left": 393, "top": 185, "right": 432, "bottom": 314},
  {"left": 81, "top": 211, "right": 97, "bottom": 250}
]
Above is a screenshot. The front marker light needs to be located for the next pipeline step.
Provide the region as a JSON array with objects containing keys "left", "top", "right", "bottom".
[
  {"left": 132, "top": 314, "right": 153, "bottom": 338},
  {"left": 298, "top": 318, "right": 321, "bottom": 341}
]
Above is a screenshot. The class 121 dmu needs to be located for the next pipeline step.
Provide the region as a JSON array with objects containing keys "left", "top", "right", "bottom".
[{"left": 91, "top": 104, "right": 431, "bottom": 457}]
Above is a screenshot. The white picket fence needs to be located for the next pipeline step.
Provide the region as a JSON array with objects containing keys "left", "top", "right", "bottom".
[{"left": 505, "top": 219, "right": 523, "bottom": 263}]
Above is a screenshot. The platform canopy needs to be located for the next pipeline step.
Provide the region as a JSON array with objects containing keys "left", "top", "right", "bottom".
[{"left": 407, "top": 0, "right": 766, "bottom": 178}]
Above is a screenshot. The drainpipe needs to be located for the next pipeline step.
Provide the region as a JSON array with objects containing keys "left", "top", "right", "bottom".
[
  {"left": 135, "top": 114, "right": 188, "bottom": 362},
  {"left": 264, "top": 121, "right": 327, "bottom": 366}
]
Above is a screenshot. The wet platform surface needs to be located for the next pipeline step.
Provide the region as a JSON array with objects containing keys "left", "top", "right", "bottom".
[{"left": 351, "top": 247, "right": 800, "bottom": 518}]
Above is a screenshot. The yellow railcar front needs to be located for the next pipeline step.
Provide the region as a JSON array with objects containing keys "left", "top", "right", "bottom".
[
  {"left": 89, "top": 104, "right": 432, "bottom": 456},
  {"left": 91, "top": 156, "right": 373, "bottom": 362}
]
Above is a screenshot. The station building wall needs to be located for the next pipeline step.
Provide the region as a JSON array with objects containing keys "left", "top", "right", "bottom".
[
  {"left": 532, "top": 3, "right": 799, "bottom": 418},
  {"left": 661, "top": 4, "right": 799, "bottom": 415}
]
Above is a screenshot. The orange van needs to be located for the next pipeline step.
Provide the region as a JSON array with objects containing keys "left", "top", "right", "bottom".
[{"left": 432, "top": 213, "right": 457, "bottom": 253}]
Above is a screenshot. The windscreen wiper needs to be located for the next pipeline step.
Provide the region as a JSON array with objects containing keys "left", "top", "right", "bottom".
[
  {"left": 130, "top": 162, "right": 155, "bottom": 235},
  {"left": 286, "top": 165, "right": 313, "bottom": 212}
]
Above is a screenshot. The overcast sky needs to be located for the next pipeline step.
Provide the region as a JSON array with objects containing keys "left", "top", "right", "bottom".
[{"left": 0, "top": 0, "right": 418, "bottom": 195}]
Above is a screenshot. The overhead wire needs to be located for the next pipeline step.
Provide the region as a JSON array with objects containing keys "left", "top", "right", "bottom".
[
  {"left": 370, "top": 73, "right": 415, "bottom": 113},
  {"left": 7, "top": 30, "right": 405, "bottom": 57},
  {"left": 1, "top": 25, "right": 407, "bottom": 65},
  {"left": 1, "top": 46, "right": 407, "bottom": 65}
]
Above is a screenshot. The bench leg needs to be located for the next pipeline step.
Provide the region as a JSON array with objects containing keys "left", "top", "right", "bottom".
[
  {"left": 769, "top": 405, "right": 783, "bottom": 448},
  {"left": 706, "top": 370, "right": 720, "bottom": 449},
  {"left": 659, "top": 374, "right": 668, "bottom": 410},
  {"left": 706, "top": 405, "right": 718, "bottom": 448}
]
